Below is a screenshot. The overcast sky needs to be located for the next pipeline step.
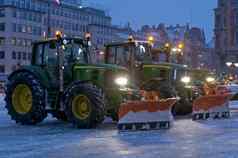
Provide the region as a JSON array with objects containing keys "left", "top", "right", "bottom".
[{"left": 84, "top": 0, "right": 217, "bottom": 42}]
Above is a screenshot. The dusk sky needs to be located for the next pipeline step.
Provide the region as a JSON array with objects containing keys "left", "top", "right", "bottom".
[{"left": 85, "top": 0, "right": 217, "bottom": 42}]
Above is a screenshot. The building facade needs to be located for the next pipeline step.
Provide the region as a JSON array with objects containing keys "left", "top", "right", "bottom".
[
  {"left": 0, "top": 0, "right": 112, "bottom": 78},
  {"left": 215, "top": 0, "right": 238, "bottom": 72}
]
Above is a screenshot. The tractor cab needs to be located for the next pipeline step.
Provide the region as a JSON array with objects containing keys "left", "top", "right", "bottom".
[
  {"left": 32, "top": 37, "right": 90, "bottom": 66},
  {"left": 105, "top": 40, "right": 156, "bottom": 86},
  {"left": 105, "top": 40, "right": 152, "bottom": 70},
  {"left": 31, "top": 36, "right": 92, "bottom": 86}
]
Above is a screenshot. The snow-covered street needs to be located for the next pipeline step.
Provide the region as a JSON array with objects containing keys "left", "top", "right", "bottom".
[{"left": 1, "top": 96, "right": 238, "bottom": 158}]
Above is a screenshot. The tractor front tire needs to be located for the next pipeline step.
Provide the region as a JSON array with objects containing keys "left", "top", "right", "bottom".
[
  {"left": 63, "top": 82, "right": 105, "bottom": 128},
  {"left": 158, "top": 84, "right": 176, "bottom": 99},
  {"left": 5, "top": 72, "right": 47, "bottom": 125}
]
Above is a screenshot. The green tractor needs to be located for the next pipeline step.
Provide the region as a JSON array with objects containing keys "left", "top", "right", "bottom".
[
  {"left": 5, "top": 33, "right": 129, "bottom": 128},
  {"left": 190, "top": 68, "right": 216, "bottom": 98},
  {"left": 105, "top": 40, "right": 193, "bottom": 115}
]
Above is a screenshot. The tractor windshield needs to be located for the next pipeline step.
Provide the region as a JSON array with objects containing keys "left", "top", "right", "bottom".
[
  {"left": 106, "top": 42, "right": 152, "bottom": 67},
  {"left": 63, "top": 39, "right": 90, "bottom": 64},
  {"left": 107, "top": 46, "right": 130, "bottom": 67},
  {"left": 33, "top": 38, "right": 90, "bottom": 66},
  {"left": 134, "top": 42, "right": 152, "bottom": 62}
]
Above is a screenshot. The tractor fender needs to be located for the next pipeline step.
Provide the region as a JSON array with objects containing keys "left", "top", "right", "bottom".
[
  {"left": 63, "top": 80, "right": 91, "bottom": 94},
  {"left": 8, "top": 66, "right": 50, "bottom": 88}
]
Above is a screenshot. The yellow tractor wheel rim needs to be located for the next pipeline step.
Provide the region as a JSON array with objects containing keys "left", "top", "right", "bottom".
[
  {"left": 12, "top": 84, "right": 32, "bottom": 114},
  {"left": 72, "top": 95, "right": 91, "bottom": 120}
]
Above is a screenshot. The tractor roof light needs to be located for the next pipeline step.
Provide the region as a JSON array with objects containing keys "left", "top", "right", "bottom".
[
  {"left": 165, "top": 43, "right": 170, "bottom": 48},
  {"left": 178, "top": 43, "right": 184, "bottom": 49},
  {"left": 85, "top": 32, "right": 91, "bottom": 40},
  {"left": 128, "top": 35, "right": 134, "bottom": 42},
  {"left": 148, "top": 36, "right": 154, "bottom": 43},
  {"left": 55, "top": 31, "right": 62, "bottom": 39}
]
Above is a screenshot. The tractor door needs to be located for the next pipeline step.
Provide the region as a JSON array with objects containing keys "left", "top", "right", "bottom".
[
  {"left": 44, "top": 41, "right": 61, "bottom": 87},
  {"left": 34, "top": 41, "right": 60, "bottom": 86}
]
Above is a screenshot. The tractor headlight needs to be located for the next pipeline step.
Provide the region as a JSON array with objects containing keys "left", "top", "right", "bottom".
[
  {"left": 115, "top": 77, "right": 128, "bottom": 86},
  {"left": 206, "top": 77, "right": 215, "bottom": 83},
  {"left": 181, "top": 76, "right": 191, "bottom": 84}
]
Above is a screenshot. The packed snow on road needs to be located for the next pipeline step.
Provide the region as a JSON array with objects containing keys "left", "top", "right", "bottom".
[{"left": 1, "top": 96, "right": 238, "bottom": 158}]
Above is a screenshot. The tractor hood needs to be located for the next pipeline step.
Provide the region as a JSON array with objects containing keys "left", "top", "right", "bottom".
[
  {"left": 74, "top": 63, "right": 128, "bottom": 72},
  {"left": 73, "top": 63, "right": 131, "bottom": 90},
  {"left": 141, "top": 62, "right": 188, "bottom": 83}
]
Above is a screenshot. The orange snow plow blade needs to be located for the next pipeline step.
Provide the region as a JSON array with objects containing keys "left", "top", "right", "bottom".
[
  {"left": 118, "top": 98, "right": 177, "bottom": 131},
  {"left": 192, "top": 94, "right": 232, "bottom": 120}
]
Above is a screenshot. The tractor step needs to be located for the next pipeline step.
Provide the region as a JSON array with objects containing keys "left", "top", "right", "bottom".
[
  {"left": 192, "top": 111, "right": 230, "bottom": 120},
  {"left": 118, "top": 121, "right": 170, "bottom": 131}
]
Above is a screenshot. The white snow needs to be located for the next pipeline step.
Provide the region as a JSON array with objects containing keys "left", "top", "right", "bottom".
[{"left": 1, "top": 96, "right": 238, "bottom": 158}]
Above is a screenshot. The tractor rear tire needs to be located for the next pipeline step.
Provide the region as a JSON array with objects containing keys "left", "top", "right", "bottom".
[
  {"left": 5, "top": 72, "right": 47, "bottom": 125},
  {"left": 63, "top": 82, "right": 105, "bottom": 128}
]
